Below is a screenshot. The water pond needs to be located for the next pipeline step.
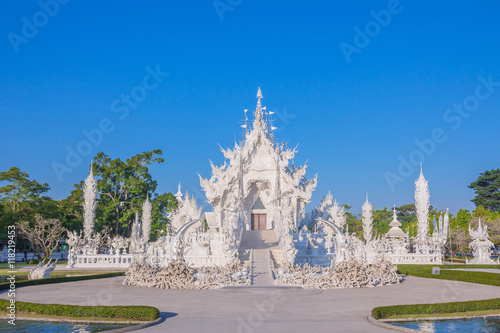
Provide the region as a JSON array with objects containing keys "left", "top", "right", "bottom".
[
  {"left": 389, "top": 316, "right": 500, "bottom": 332},
  {"left": 0, "top": 319, "right": 133, "bottom": 332}
]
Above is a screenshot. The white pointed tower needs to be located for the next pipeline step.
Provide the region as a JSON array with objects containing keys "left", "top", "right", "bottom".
[
  {"left": 415, "top": 164, "right": 430, "bottom": 241},
  {"left": 83, "top": 164, "right": 98, "bottom": 240},
  {"left": 362, "top": 193, "right": 373, "bottom": 242},
  {"left": 142, "top": 194, "right": 152, "bottom": 243}
]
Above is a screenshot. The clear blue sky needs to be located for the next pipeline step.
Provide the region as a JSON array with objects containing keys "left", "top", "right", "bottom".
[{"left": 1, "top": 1, "right": 499, "bottom": 214}]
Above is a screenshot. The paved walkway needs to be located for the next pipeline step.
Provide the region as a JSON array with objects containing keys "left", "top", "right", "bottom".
[
  {"left": 443, "top": 268, "right": 500, "bottom": 274},
  {"left": 252, "top": 249, "right": 273, "bottom": 286},
  {"left": 3, "top": 276, "right": 500, "bottom": 332},
  {"left": 239, "top": 230, "right": 280, "bottom": 287}
]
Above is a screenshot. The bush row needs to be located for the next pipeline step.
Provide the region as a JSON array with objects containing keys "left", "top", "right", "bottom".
[
  {"left": 372, "top": 298, "right": 500, "bottom": 319},
  {"left": 0, "top": 299, "right": 159, "bottom": 321},
  {"left": 397, "top": 265, "right": 500, "bottom": 287},
  {"left": 0, "top": 272, "right": 125, "bottom": 291}
]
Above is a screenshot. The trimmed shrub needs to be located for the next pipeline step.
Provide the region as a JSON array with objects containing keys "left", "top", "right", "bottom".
[
  {"left": 372, "top": 298, "right": 500, "bottom": 319},
  {"left": 0, "top": 299, "right": 159, "bottom": 321}
]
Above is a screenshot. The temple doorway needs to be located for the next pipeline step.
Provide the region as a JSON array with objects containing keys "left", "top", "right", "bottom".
[{"left": 251, "top": 214, "right": 267, "bottom": 230}]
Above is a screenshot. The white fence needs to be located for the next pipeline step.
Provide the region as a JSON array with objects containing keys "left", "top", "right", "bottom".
[
  {"left": 73, "top": 254, "right": 134, "bottom": 268},
  {"left": 389, "top": 253, "right": 442, "bottom": 265}
]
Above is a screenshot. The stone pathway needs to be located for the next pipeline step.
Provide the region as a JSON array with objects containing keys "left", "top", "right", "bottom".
[
  {"left": 252, "top": 249, "right": 273, "bottom": 286},
  {"left": 238, "top": 230, "right": 280, "bottom": 286},
  {"left": 4, "top": 276, "right": 500, "bottom": 332}
]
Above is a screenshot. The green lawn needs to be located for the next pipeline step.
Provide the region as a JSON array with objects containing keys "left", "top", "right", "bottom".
[
  {"left": 0, "top": 272, "right": 125, "bottom": 290},
  {"left": 397, "top": 264, "right": 500, "bottom": 287}
]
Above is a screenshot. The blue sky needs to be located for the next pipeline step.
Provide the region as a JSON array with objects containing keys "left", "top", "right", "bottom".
[{"left": 1, "top": 1, "right": 499, "bottom": 214}]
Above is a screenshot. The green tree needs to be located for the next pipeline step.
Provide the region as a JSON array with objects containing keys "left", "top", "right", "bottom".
[
  {"left": 372, "top": 207, "right": 392, "bottom": 237},
  {"left": 150, "top": 193, "right": 178, "bottom": 240},
  {"left": 469, "top": 168, "right": 500, "bottom": 212},
  {"left": 0, "top": 167, "right": 50, "bottom": 220},
  {"left": 92, "top": 150, "right": 165, "bottom": 235},
  {"left": 58, "top": 182, "right": 84, "bottom": 232},
  {"left": 0, "top": 167, "right": 59, "bottom": 246},
  {"left": 472, "top": 205, "right": 500, "bottom": 221},
  {"left": 342, "top": 205, "right": 362, "bottom": 237},
  {"left": 451, "top": 208, "right": 472, "bottom": 230}
]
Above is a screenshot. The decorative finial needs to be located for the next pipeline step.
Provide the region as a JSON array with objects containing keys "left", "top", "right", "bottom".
[
  {"left": 175, "top": 182, "right": 183, "bottom": 201},
  {"left": 420, "top": 163, "right": 423, "bottom": 174},
  {"left": 257, "top": 87, "right": 263, "bottom": 99}
]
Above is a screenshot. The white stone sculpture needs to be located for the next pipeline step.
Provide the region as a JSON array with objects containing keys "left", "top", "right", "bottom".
[
  {"left": 362, "top": 193, "right": 373, "bottom": 242},
  {"left": 130, "top": 212, "right": 143, "bottom": 254},
  {"left": 168, "top": 184, "right": 203, "bottom": 233},
  {"left": 386, "top": 205, "right": 406, "bottom": 238},
  {"left": 142, "top": 195, "right": 152, "bottom": 244},
  {"left": 83, "top": 164, "right": 98, "bottom": 240},
  {"left": 467, "top": 219, "right": 497, "bottom": 265},
  {"left": 28, "top": 259, "right": 58, "bottom": 280},
  {"left": 312, "top": 192, "right": 346, "bottom": 231},
  {"left": 123, "top": 259, "right": 250, "bottom": 289},
  {"left": 272, "top": 257, "right": 401, "bottom": 289},
  {"left": 414, "top": 165, "right": 430, "bottom": 249}
]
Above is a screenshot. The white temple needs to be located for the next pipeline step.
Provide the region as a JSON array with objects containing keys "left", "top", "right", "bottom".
[
  {"left": 199, "top": 87, "right": 317, "bottom": 232},
  {"left": 67, "top": 88, "right": 455, "bottom": 271}
]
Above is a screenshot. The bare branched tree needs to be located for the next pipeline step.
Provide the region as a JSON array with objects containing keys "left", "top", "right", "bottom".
[
  {"left": 449, "top": 226, "right": 469, "bottom": 258},
  {"left": 17, "top": 215, "right": 66, "bottom": 261}
]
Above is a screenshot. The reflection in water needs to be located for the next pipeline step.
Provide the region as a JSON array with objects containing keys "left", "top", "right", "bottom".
[
  {"left": 0, "top": 319, "right": 132, "bottom": 332},
  {"left": 418, "top": 320, "right": 435, "bottom": 332},
  {"left": 390, "top": 317, "right": 500, "bottom": 333}
]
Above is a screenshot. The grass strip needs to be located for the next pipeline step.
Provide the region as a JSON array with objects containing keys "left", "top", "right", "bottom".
[
  {"left": 372, "top": 298, "right": 500, "bottom": 320},
  {"left": 397, "top": 265, "right": 500, "bottom": 287},
  {"left": 0, "top": 272, "right": 125, "bottom": 291},
  {"left": 0, "top": 299, "right": 159, "bottom": 321}
]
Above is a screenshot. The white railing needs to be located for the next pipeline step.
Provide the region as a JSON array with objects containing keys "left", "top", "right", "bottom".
[
  {"left": 389, "top": 253, "right": 442, "bottom": 265},
  {"left": 73, "top": 254, "right": 134, "bottom": 268}
]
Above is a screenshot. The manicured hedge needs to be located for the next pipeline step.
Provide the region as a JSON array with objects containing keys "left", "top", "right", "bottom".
[
  {"left": 397, "top": 265, "right": 500, "bottom": 287},
  {"left": 0, "top": 299, "right": 159, "bottom": 321},
  {"left": 372, "top": 298, "right": 500, "bottom": 320},
  {"left": 0, "top": 272, "right": 125, "bottom": 291}
]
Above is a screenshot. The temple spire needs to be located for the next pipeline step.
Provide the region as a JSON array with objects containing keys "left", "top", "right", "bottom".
[
  {"left": 175, "top": 183, "right": 183, "bottom": 202},
  {"left": 255, "top": 87, "right": 263, "bottom": 121}
]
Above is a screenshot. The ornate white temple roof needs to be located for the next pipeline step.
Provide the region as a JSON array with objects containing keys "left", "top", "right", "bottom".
[
  {"left": 199, "top": 88, "right": 317, "bottom": 229},
  {"left": 387, "top": 205, "right": 406, "bottom": 238}
]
